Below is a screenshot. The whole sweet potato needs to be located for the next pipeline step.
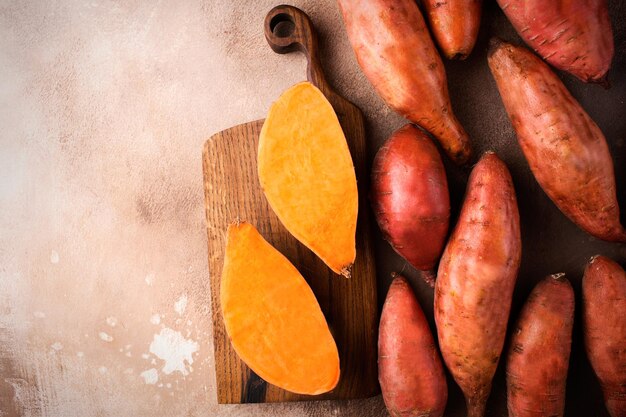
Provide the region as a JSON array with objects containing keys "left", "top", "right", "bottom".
[
  {"left": 496, "top": 0, "right": 613, "bottom": 84},
  {"left": 337, "top": 0, "right": 472, "bottom": 164},
  {"left": 423, "top": 0, "right": 482, "bottom": 60},
  {"left": 488, "top": 40, "right": 626, "bottom": 242},
  {"left": 435, "top": 152, "right": 521, "bottom": 417},
  {"left": 507, "top": 274, "right": 574, "bottom": 417},
  {"left": 379, "top": 275, "right": 448, "bottom": 417},
  {"left": 583, "top": 255, "right": 626, "bottom": 417},
  {"left": 371, "top": 124, "right": 450, "bottom": 287}
]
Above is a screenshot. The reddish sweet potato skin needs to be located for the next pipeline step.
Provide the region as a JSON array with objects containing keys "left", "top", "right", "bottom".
[
  {"left": 507, "top": 275, "right": 574, "bottom": 417},
  {"left": 583, "top": 256, "right": 626, "bottom": 417},
  {"left": 496, "top": 0, "right": 613, "bottom": 84},
  {"left": 435, "top": 152, "right": 521, "bottom": 417},
  {"left": 371, "top": 124, "right": 450, "bottom": 282},
  {"left": 379, "top": 275, "right": 448, "bottom": 417},
  {"left": 336, "top": 0, "right": 472, "bottom": 164},
  {"left": 422, "top": 0, "right": 483, "bottom": 60},
  {"left": 488, "top": 40, "right": 626, "bottom": 243}
]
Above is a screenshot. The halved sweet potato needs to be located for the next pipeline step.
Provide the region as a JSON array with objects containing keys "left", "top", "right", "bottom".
[
  {"left": 221, "top": 221, "right": 340, "bottom": 395},
  {"left": 258, "top": 81, "right": 358, "bottom": 277}
]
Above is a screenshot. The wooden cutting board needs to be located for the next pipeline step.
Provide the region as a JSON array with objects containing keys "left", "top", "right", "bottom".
[{"left": 202, "top": 5, "right": 379, "bottom": 404}]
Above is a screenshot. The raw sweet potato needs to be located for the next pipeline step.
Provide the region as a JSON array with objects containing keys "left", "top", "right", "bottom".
[
  {"left": 379, "top": 275, "right": 448, "bottom": 417},
  {"left": 583, "top": 255, "right": 626, "bottom": 417},
  {"left": 258, "top": 81, "right": 358, "bottom": 277},
  {"left": 435, "top": 152, "right": 521, "bottom": 417},
  {"left": 496, "top": 0, "right": 613, "bottom": 84},
  {"left": 488, "top": 40, "right": 626, "bottom": 243},
  {"left": 507, "top": 274, "right": 574, "bottom": 417},
  {"left": 221, "top": 221, "right": 340, "bottom": 395},
  {"left": 371, "top": 124, "right": 450, "bottom": 287},
  {"left": 422, "top": 0, "right": 483, "bottom": 60},
  {"left": 336, "top": 0, "right": 472, "bottom": 164}
]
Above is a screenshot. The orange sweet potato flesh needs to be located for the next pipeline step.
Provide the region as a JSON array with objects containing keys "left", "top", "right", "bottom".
[
  {"left": 379, "top": 275, "right": 448, "bottom": 417},
  {"left": 435, "top": 152, "right": 521, "bottom": 417},
  {"left": 583, "top": 256, "right": 626, "bottom": 417},
  {"left": 488, "top": 40, "right": 626, "bottom": 242},
  {"left": 496, "top": 0, "right": 613, "bottom": 84},
  {"left": 337, "top": 0, "right": 472, "bottom": 165},
  {"left": 423, "top": 0, "right": 483, "bottom": 60},
  {"left": 258, "top": 82, "right": 358, "bottom": 277},
  {"left": 507, "top": 274, "right": 574, "bottom": 417},
  {"left": 221, "top": 221, "right": 340, "bottom": 395}
]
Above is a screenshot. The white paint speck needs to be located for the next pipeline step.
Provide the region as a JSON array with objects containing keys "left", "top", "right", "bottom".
[
  {"left": 77, "top": 352, "right": 84, "bottom": 358},
  {"left": 150, "top": 314, "right": 161, "bottom": 325},
  {"left": 186, "top": 320, "right": 192, "bottom": 326},
  {"left": 145, "top": 273, "right": 155, "bottom": 286},
  {"left": 33, "top": 311, "right": 46, "bottom": 319},
  {"left": 174, "top": 294, "right": 187, "bottom": 315},
  {"left": 166, "top": 383, "right": 171, "bottom": 388},
  {"left": 142, "top": 353, "right": 150, "bottom": 360},
  {"left": 149, "top": 327, "right": 199, "bottom": 375},
  {"left": 125, "top": 351, "right": 132, "bottom": 357},
  {"left": 106, "top": 316, "right": 118, "bottom": 327},
  {"left": 140, "top": 368, "right": 159, "bottom": 385},
  {"left": 50, "top": 250, "right": 59, "bottom": 264},
  {"left": 157, "top": 383, "right": 163, "bottom": 388},
  {"left": 99, "top": 332, "right": 113, "bottom": 342},
  {"left": 51, "top": 342, "right": 63, "bottom": 351},
  {"left": 98, "top": 366, "right": 108, "bottom": 374},
  {"left": 151, "top": 358, "right": 157, "bottom": 365}
]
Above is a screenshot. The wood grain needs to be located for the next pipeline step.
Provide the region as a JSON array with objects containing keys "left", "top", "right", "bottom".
[{"left": 202, "top": 5, "right": 379, "bottom": 404}]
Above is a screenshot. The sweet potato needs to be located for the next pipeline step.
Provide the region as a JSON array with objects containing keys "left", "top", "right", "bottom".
[
  {"left": 258, "top": 81, "right": 358, "bottom": 277},
  {"left": 488, "top": 40, "right": 626, "bottom": 243},
  {"left": 583, "top": 255, "right": 626, "bottom": 417},
  {"left": 507, "top": 274, "right": 574, "bottom": 417},
  {"left": 221, "top": 221, "right": 340, "bottom": 395},
  {"left": 379, "top": 275, "right": 448, "bottom": 417},
  {"left": 496, "top": 0, "right": 613, "bottom": 84},
  {"left": 422, "top": 0, "right": 483, "bottom": 60},
  {"left": 371, "top": 124, "right": 450, "bottom": 287},
  {"left": 435, "top": 152, "right": 521, "bottom": 417},
  {"left": 336, "top": 0, "right": 472, "bottom": 164}
]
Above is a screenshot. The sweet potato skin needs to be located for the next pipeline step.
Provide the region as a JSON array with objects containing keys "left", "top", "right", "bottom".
[
  {"left": 371, "top": 124, "right": 450, "bottom": 283},
  {"left": 379, "top": 275, "right": 448, "bottom": 417},
  {"left": 435, "top": 152, "right": 521, "bottom": 417},
  {"left": 337, "top": 0, "right": 472, "bottom": 164},
  {"left": 496, "top": 0, "right": 613, "bottom": 84},
  {"left": 422, "top": 0, "right": 482, "bottom": 60},
  {"left": 488, "top": 40, "right": 626, "bottom": 242},
  {"left": 583, "top": 256, "right": 626, "bottom": 417},
  {"left": 507, "top": 275, "right": 574, "bottom": 417}
]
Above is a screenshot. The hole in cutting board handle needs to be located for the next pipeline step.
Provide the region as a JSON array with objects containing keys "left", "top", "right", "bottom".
[{"left": 270, "top": 13, "right": 295, "bottom": 38}]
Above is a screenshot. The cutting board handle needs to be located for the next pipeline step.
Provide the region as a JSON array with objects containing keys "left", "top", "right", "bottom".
[{"left": 264, "top": 5, "right": 330, "bottom": 96}]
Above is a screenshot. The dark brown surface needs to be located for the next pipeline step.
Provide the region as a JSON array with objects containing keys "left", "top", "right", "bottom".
[
  {"left": 366, "top": 1, "right": 626, "bottom": 416},
  {"left": 202, "top": 5, "right": 378, "bottom": 404}
]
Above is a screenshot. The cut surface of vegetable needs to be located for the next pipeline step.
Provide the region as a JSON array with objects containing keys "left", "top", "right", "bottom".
[
  {"left": 221, "top": 221, "right": 340, "bottom": 395},
  {"left": 258, "top": 81, "right": 358, "bottom": 277}
]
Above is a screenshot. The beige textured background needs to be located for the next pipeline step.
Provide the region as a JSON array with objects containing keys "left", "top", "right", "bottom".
[{"left": 0, "top": 1, "right": 393, "bottom": 416}]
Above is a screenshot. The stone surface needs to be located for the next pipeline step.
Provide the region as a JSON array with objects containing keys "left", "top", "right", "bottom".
[{"left": 1, "top": 0, "right": 625, "bottom": 416}]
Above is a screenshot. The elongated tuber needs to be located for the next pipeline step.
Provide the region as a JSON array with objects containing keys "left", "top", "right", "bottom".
[
  {"left": 435, "top": 152, "right": 521, "bottom": 417},
  {"left": 379, "top": 275, "right": 448, "bottom": 417},
  {"left": 423, "top": 0, "right": 482, "bottom": 60},
  {"left": 488, "top": 39, "right": 626, "bottom": 242},
  {"left": 336, "top": 0, "right": 472, "bottom": 164},
  {"left": 371, "top": 124, "right": 449, "bottom": 286}
]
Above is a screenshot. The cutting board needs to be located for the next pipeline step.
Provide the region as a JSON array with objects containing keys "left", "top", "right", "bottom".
[{"left": 202, "top": 5, "right": 379, "bottom": 404}]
